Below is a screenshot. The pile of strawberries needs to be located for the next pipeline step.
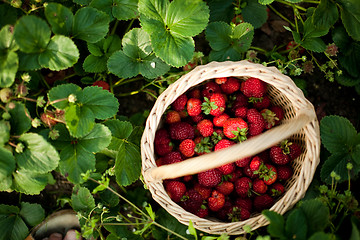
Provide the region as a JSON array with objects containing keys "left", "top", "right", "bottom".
[{"left": 154, "top": 77, "right": 302, "bottom": 222}]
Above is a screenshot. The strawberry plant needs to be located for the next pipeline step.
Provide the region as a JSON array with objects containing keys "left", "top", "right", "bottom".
[{"left": 0, "top": 0, "right": 359, "bottom": 239}]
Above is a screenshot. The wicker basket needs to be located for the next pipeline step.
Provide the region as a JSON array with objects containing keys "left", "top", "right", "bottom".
[{"left": 141, "top": 60, "right": 320, "bottom": 235}]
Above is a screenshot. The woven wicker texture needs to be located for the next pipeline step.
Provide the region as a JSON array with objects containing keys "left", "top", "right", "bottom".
[{"left": 141, "top": 60, "right": 320, "bottom": 235}]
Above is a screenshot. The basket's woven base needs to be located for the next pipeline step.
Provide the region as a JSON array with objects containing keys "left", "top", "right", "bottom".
[{"left": 141, "top": 61, "right": 320, "bottom": 235}]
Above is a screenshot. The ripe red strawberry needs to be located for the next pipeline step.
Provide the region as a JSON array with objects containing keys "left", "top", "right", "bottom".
[
  {"left": 247, "top": 108, "right": 265, "bottom": 136},
  {"left": 269, "top": 182, "right": 285, "bottom": 197},
  {"left": 92, "top": 80, "right": 110, "bottom": 91},
  {"left": 277, "top": 165, "right": 293, "bottom": 181},
  {"left": 194, "top": 183, "right": 212, "bottom": 200},
  {"left": 216, "top": 181, "right": 234, "bottom": 195},
  {"left": 191, "top": 113, "right": 204, "bottom": 123},
  {"left": 218, "top": 163, "right": 236, "bottom": 175},
  {"left": 163, "top": 151, "right": 182, "bottom": 165},
  {"left": 213, "top": 113, "right": 230, "bottom": 127},
  {"left": 231, "top": 93, "right": 249, "bottom": 110},
  {"left": 169, "top": 122, "right": 195, "bottom": 140},
  {"left": 172, "top": 94, "right": 188, "bottom": 112},
  {"left": 215, "top": 77, "right": 227, "bottom": 85},
  {"left": 270, "top": 106, "right": 284, "bottom": 125},
  {"left": 270, "top": 146, "right": 291, "bottom": 165},
  {"left": 187, "top": 98, "right": 202, "bottom": 116},
  {"left": 155, "top": 128, "right": 170, "bottom": 145},
  {"left": 252, "top": 95, "right": 271, "bottom": 110},
  {"left": 261, "top": 108, "right": 278, "bottom": 129},
  {"left": 217, "top": 201, "right": 234, "bottom": 221},
  {"left": 241, "top": 77, "right": 267, "bottom": 98},
  {"left": 198, "top": 169, "right": 222, "bottom": 187},
  {"left": 183, "top": 175, "right": 193, "bottom": 182},
  {"left": 165, "top": 180, "right": 186, "bottom": 202},
  {"left": 252, "top": 178, "right": 268, "bottom": 194},
  {"left": 179, "top": 139, "right": 196, "bottom": 157},
  {"left": 165, "top": 110, "right": 181, "bottom": 124},
  {"left": 220, "top": 77, "right": 240, "bottom": 94},
  {"left": 235, "top": 197, "right": 252, "bottom": 212},
  {"left": 227, "top": 168, "right": 243, "bottom": 182},
  {"left": 257, "top": 163, "right": 278, "bottom": 185},
  {"left": 197, "top": 119, "right": 214, "bottom": 137},
  {"left": 243, "top": 165, "right": 259, "bottom": 179},
  {"left": 155, "top": 138, "right": 173, "bottom": 156},
  {"left": 41, "top": 112, "right": 57, "bottom": 128},
  {"left": 234, "top": 107, "right": 248, "bottom": 119},
  {"left": 249, "top": 156, "right": 264, "bottom": 172},
  {"left": 235, "top": 177, "right": 252, "bottom": 198},
  {"left": 214, "top": 139, "right": 235, "bottom": 151},
  {"left": 223, "top": 118, "right": 248, "bottom": 142},
  {"left": 288, "top": 142, "right": 302, "bottom": 160},
  {"left": 196, "top": 205, "right": 209, "bottom": 218},
  {"left": 189, "top": 88, "right": 201, "bottom": 99},
  {"left": 235, "top": 156, "right": 251, "bottom": 168},
  {"left": 208, "top": 190, "right": 226, "bottom": 211},
  {"left": 253, "top": 194, "right": 274, "bottom": 211},
  {"left": 202, "top": 93, "right": 226, "bottom": 116},
  {"left": 180, "top": 189, "right": 204, "bottom": 214},
  {"left": 201, "top": 81, "right": 221, "bottom": 99}
]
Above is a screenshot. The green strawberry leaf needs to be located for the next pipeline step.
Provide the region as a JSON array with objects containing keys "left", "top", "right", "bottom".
[
  {"left": 15, "top": 133, "right": 60, "bottom": 174},
  {"left": 337, "top": 0, "right": 360, "bottom": 41},
  {"left": 83, "top": 55, "right": 108, "bottom": 73},
  {"left": 139, "top": 0, "right": 209, "bottom": 67},
  {"left": 320, "top": 152, "right": 352, "bottom": 184},
  {"left": 299, "top": 199, "right": 330, "bottom": 236},
  {"left": 17, "top": 52, "right": 41, "bottom": 71},
  {"left": 308, "top": 232, "right": 335, "bottom": 240},
  {"left": 65, "top": 103, "right": 96, "bottom": 138},
  {"left": 71, "top": 185, "right": 95, "bottom": 213},
  {"left": 104, "top": 120, "right": 133, "bottom": 150},
  {"left": 48, "top": 83, "right": 82, "bottom": 109},
  {"left": 311, "top": 0, "right": 339, "bottom": 30},
  {"left": 258, "top": 0, "right": 275, "bottom": 4},
  {"left": 0, "top": 25, "right": 18, "bottom": 51},
  {"left": 285, "top": 209, "right": 308, "bottom": 240},
  {"left": 320, "top": 115, "right": 358, "bottom": 154},
  {"left": 73, "top": 7, "right": 110, "bottom": 43},
  {"left": 19, "top": 202, "right": 45, "bottom": 227},
  {"left": 12, "top": 170, "right": 55, "bottom": 195},
  {"left": 206, "top": 21, "right": 254, "bottom": 61},
  {"left": 58, "top": 124, "right": 111, "bottom": 183},
  {"left": 87, "top": 39, "right": 105, "bottom": 57},
  {"left": 39, "top": 35, "right": 79, "bottom": 71},
  {"left": 338, "top": 41, "right": 360, "bottom": 78},
  {"left": 103, "top": 35, "right": 122, "bottom": 55},
  {"left": 115, "top": 140, "right": 141, "bottom": 186},
  {"left": 108, "top": 28, "right": 170, "bottom": 79},
  {"left": 242, "top": 0, "right": 268, "bottom": 29},
  {"left": 89, "top": 0, "right": 115, "bottom": 20},
  {"left": 13, "top": 15, "right": 51, "bottom": 53},
  {"left": 44, "top": 3, "right": 74, "bottom": 36},
  {"left": 0, "top": 51, "right": 18, "bottom": 88},
  {"left": 8, "top": 103, "right": 32, "bottom": 136},
  {"left": 0, "top": 4, "right": 19, "bottom": 29},
  {"left": 0, "top": 205, "right": 28, "bottom": 240},
  {"left": 262, "top": 210, "right": 286, "bottom": 238},
  {"left": 0, "top": 147, "right": 15, "bottom": 183},
  {"left": 335, "top": 71, "right": 360, "bottom": 87},
  {"left": 207, "top": 0, "right": 234, "bottom": 22},
  {"left": 90, "top": 0, "right": 139, "bottom": 21}
]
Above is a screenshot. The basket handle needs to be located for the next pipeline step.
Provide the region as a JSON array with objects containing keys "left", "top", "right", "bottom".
[{"left": 145, "top": 109, "right": 315, "bottom": 182}]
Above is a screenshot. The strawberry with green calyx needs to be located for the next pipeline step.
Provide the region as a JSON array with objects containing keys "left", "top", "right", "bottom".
[
  {"left": 288, "top": 142, "right": 302, "bottom": 160},
  {"left": 270, "top": 105, "right": 284, "bottom": 125},
  {"left": 211, "top": 129, "right": 224, "bottom": 145},
  {"left": 196, "top": 204, "right": 209, "bottom": 218},
  {"left": 255, "top": 163, "right": 278, "bottom": 185},
  {"left": 179, "top": 139, "right": 196, "bottom": 157},
  {"left": 180, "top": 189, "right": 204, "bottom": 214},
  {"left": 165, "top": 180, "right": 187, "bottom": 202},
  {"left": 261, "top": 108, "right": 279, "bottom": 129},
  {"left": 269, "top": 182, "right": 285, "bottom": 197},
  {"left": 251, "top": 95, "right": 271, "bottom": 110},
  {"left": 187, "top": 98, "right": 202, "bottom": 116},
  {"left": 201, "top": 93, "right": 226, "bottom": 116},
  {"left": 194, "top": 136, "right": 213, "bottom": 155},
  {"left": 249, "top": 156, "right": 264, "bottom": 172},
  {"left": 223, "top": 118, "right": 248, "bottom": 142},
  {"left": 208, "top": 190, "right": 226, "bottom": 212},
  {"left": 270, "top": 140, "right": 294, "bottom": 165}
]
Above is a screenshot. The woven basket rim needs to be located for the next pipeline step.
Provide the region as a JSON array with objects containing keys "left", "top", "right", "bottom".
[{"left": 141, "top": 60, "right": 321, "bottom": 235}]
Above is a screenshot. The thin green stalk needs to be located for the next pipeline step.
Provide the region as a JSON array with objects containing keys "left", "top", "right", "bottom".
[
  {"left": 125, "top": 19, "right": 135, "bottom": 34},
  {"left": 275, "top": 0, "right": 307, "bottom": 11},
  {"left": 268, "top": 5, "right": 295, "bottom": 28},
  {"left": 249, "top": 46, "right": 267, "bottom": 54},
  {"left": 152, "top": 221, "right": 189, "bottom": 240},
  {"left": 111, "top": 20, "right": 120, "bottom": 35}
]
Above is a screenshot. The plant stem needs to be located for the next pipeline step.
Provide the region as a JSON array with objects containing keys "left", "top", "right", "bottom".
[
  {"left": 275, "top": 0, "right": 307, "bottom": 11},
  {"left": 152, "top": 221, "right": 189, "bottom": 240},
  {"left": 125, "top": 19, "right": 135, "bottom": 34},
  {"left": 111, "top": 20, "right": 120, "bottom": 35},
  {"left": 268, "top": 5, "right": 295, "bottom": 28},
  {"left": 249, "top": 46, "right": 267, "bottom": 54}
]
